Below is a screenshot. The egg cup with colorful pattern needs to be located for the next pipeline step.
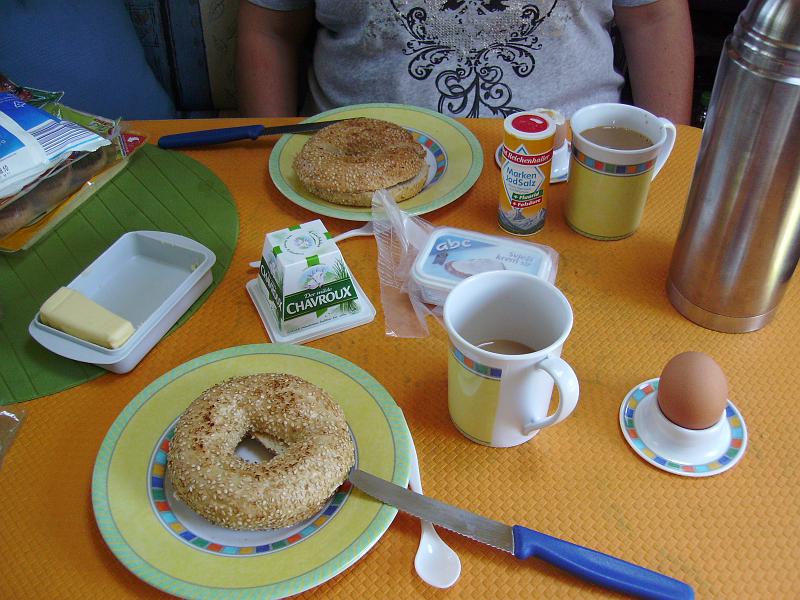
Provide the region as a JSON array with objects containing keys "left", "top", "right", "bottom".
[{"left": 619, "top": 378, "right": 747, "bottom": 477}]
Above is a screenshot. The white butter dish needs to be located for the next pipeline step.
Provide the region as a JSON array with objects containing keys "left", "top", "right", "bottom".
[
  {"left": 29, "top": 230, "right": 216, "bottom": 373},
  {"left": 409, "top": 226, "right": 558, "bottom": 306}
]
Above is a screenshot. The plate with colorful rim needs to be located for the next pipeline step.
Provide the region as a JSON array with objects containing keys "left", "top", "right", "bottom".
[
  {"left": 92, "top": 344, "right": 411, "bottom": 600},
  {"left": 268, "top": 103, "right": 484, "bottom": 221}
]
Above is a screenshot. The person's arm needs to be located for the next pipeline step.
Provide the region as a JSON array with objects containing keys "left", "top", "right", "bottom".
[
  {"left": 236, "top": 1, "right": 314, "bottom": 117},
  {"left": 614, "top": 0, "right": 694, "bottom": 124}
]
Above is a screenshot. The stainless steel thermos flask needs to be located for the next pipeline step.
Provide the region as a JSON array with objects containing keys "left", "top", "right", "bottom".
[{"left": 667, "top": 0, "right": 800, "bottom": 333}]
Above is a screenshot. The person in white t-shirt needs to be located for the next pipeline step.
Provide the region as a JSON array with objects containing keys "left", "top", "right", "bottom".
[{"left": 237, "top": 0, "right": 693, "bottom": 123}]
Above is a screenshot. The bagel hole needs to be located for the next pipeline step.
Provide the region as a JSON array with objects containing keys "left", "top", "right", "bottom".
[
  {"left": 236, "top": 433, "right": 285, "bottom": 464},
  {"left": 234, "top": 432, "right": 288, "bottom": 464}
]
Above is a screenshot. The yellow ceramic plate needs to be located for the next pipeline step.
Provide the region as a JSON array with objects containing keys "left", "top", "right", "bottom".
[
  {"left": 269, "top": 103, "right": 484, "bottom": 221},
  {"left": 92, "top": 344, "right": 411, "bottom": 599}
]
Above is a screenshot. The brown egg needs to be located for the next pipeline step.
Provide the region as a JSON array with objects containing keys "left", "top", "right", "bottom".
[{"left": 657, "top": 352, "right": 728, "bottom": 430}]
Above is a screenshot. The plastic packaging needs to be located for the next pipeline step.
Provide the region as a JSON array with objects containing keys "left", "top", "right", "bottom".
[
  {"left": 372, "top": 190, "right": 559, "bottom": 338},
  {"left": 0, "top": 92, "right": 110, "bottom": 198},
  {"left": 0, "top": 76, "right": 147, "bottom": 252},
  {"left": 0, "top": 408, "right": 25, "bottom": 470},
  {"left": 0, "top": 76, "right": 63, "bottom": 111}
]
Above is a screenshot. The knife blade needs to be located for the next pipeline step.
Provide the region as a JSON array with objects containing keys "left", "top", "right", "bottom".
[
  {"left": 349, "top": 469, "right": 694, "bottom": 600},
  {"left": 157, "top": 119, "right": 345, "bottom": 149}
]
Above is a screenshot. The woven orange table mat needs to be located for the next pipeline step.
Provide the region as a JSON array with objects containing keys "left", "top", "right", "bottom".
[{"left": 1, "top": 118, "right": 797, "bottom": 599}]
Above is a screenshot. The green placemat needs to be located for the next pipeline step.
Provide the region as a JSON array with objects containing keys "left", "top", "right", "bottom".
[{"left": 0, "top": 144, "right": 239, "bottom": 405}]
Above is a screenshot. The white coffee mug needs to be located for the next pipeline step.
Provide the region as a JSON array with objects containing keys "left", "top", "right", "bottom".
[{"left": 443, "top": 270, "right": 579, "bottom": 447}]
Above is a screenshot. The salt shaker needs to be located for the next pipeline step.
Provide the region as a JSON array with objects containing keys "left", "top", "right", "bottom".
[{"left": 667, "top": 0, "right": 800, "bottom": 333}]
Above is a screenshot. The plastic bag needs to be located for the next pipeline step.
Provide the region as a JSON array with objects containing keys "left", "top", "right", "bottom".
[
  {"left": 372, "top": 190, "right": 436, "bottom": 337},
  {"left": 372, "top": 190, "right": 560, "bottom": 338},
  {"left": 0, "top": 76, "right": 63, "bottom": 110},
  {"left": 0, "top": 408, "right": 25, "bottom": 470},
  {"left": 0, "top": 76, "right": 147, "bottom": 252},
  {"left": 0, "top": 92, "right": 111, "bottom": 199},
  {"left": 0, "top": 142, "right": 130, "bottom": 245}
]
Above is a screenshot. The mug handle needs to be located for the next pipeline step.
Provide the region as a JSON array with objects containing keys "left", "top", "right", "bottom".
[
  {"left": 523, "top": 356, "right": 580, "bottom": 434},
  {"left": 651, "top": 118, "right": 676, "bottom": 180}
]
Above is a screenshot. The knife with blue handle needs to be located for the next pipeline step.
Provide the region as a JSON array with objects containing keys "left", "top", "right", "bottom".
[
  {"left": 349, "top": 469, "right": 694, "bottom": 599},
  {"left": 157, "top": 119, "right": 345, "bottom": 149}
]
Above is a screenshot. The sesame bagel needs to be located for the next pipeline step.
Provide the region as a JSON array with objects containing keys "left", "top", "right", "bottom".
[
  {"left": 293, "top": 117, "right": 427, "bottom": 207},
  {"left": 167, "top": 373, "right": 354, "bottom": 530}
]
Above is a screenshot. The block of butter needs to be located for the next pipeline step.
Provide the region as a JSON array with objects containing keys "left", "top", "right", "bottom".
[{"left": 39, "top": 287, "right": 135, "bottom": 349}]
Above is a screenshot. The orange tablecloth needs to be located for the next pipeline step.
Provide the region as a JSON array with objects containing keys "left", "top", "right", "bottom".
[{"left": 2, "top": 118, "right": 798, "bottom": 599}]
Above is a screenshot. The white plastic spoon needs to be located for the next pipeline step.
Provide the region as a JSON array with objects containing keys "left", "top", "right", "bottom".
[
  {"left": 248, "top": 223, "right": 374, "bottom": 268},
  {"left": 330, "top": 222, "right": 373, "bottom": 243},
  {"left": 408, "top": 439, "right": 461, "bottom": 588}
]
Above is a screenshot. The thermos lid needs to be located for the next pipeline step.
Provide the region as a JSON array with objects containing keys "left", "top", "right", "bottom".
[
  {"left": 740, "top": 0, "right": 800, "bottom": 48},
  {"left": 734, "top": 0, "right": 800, "bottom": 79}
]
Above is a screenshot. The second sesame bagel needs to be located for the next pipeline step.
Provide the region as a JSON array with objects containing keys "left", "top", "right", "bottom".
[{"left": 293, "top": 117, "right": 427, "bottom": 207}]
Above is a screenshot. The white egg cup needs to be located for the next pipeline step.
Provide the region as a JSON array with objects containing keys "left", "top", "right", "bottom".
[{"left": 619, "top": 378, "right": 747, "bottom": 477}]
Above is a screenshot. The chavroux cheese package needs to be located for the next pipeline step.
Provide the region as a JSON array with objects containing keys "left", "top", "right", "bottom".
[{"left": 257, "top": 220, "right": 364, "bottom": 337}]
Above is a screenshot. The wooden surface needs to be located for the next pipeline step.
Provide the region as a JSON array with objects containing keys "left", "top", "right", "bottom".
[{"left": 1, "top": 117, "right": 798, "bottom": 599}]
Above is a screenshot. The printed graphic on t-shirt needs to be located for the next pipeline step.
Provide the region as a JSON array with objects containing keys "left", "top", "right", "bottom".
[{"left": 387, "top": 0, "right": 559, "bottom": 117}]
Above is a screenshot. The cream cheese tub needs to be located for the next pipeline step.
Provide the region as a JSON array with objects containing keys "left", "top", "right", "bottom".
[{"left": 409, "top": 227, "right": 558, "bottom": 306}]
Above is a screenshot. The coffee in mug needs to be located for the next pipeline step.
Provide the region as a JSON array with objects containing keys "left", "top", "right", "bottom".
[
  {"left": 580, "top": 126, "right": 654, "bottom": 151},
  {"left": 476, "top": 339, "right": 538, "bottom": 355}
]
